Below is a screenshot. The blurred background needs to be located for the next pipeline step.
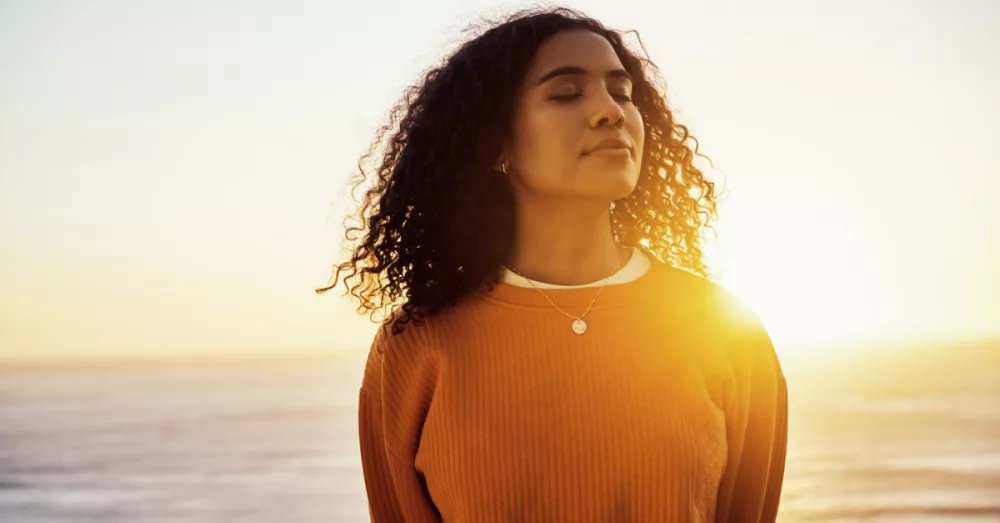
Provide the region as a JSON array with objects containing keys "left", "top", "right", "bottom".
[{"left": 1, "top": 0, "right": 997, "bottom": 521}]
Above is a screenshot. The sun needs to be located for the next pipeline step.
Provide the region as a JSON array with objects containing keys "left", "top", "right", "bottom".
[{"left": 704, "top": 213, "right": 886, "bottom": 355}]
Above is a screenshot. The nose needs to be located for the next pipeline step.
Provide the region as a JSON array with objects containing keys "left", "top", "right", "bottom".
[{"left": 588, "top": 91, "right": 626, "bottom": 129}]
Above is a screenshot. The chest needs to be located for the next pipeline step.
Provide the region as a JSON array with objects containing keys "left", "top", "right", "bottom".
[{"left": 413, "top": 332, "right": 732, "bottom": 520}]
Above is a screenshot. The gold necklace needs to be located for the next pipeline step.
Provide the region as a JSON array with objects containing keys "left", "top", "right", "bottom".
[{"left": 504, "top": 247, "right": 628, "bottom": 335}]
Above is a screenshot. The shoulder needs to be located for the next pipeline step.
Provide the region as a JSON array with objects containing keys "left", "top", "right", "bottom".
[
  {"left": 653, "top": 262, "right": 778, "bottom": 368},
  {"left": 360, "top": 303, "right": 441, "bottom": 393},
  {"left": 651, "top": 262, "right": 761, "bottom": 329},
  {"left": 369, "top": 305, "right": 432, "bottom": 352}
]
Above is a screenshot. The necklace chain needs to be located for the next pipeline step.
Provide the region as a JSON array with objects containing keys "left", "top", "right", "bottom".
[{"left": 503, "top": 247, "right": 628, "bottom": 325}]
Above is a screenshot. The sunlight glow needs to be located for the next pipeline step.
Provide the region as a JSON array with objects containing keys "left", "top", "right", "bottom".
[{"left": 1, "top": 1, "right": 997, "bottom": 362}]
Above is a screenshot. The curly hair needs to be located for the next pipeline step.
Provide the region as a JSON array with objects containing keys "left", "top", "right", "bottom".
[{"left": 316, "top": 6, "right": 720, "bottom": 336}]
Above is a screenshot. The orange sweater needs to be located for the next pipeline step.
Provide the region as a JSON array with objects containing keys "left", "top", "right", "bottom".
[{"left": 358, "top": 256, "right": 788, "bottom": 522}]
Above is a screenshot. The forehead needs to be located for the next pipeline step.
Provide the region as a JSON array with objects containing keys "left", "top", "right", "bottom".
[{"left": 525, "top": 30, "right": 625, "bottom": 81}]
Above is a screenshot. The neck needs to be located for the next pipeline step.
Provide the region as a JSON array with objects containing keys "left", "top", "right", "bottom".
[{"left": 506, "top": 198, "right": 628, "bottom": 286}]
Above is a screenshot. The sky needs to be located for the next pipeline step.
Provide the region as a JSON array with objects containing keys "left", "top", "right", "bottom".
[{"left": 1, "top": 0, "right": 998, "bottom": 362}]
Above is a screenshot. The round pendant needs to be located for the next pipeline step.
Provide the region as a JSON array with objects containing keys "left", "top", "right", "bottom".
[{"left": 571, "top": 318, "right": 588, "bottom": 335}]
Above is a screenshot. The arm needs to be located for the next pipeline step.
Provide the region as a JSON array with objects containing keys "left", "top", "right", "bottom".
[
  {"left": 357, "top": 323, "right": 442, "bottom": 523},
  {"left": 715, "top": 317, "right": 789, "bottom": 522},
  {"left": 358, "top": 384, "right": 407, "bottom": 522}
]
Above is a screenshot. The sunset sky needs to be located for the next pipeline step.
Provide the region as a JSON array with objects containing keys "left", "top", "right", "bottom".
[{"left": 2, "top": 0, "right": 997, "bottom": 362}]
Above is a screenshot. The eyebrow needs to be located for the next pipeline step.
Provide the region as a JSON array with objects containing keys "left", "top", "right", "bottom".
[{"left": 535, "top": 66, "right": 634, "bottom": 86}]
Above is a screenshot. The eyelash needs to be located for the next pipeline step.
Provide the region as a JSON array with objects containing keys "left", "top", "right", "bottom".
[{"left": 550, "top": 93, "right": 633, "bottom": 103}]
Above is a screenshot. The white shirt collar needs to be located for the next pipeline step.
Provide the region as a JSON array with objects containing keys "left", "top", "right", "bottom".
[{"left": 501, "top": 246, "right": 650, "bottom": 289}]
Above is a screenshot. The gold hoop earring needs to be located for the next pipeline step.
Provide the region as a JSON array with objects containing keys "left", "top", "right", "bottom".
[{"left": 500, "top": 162, "right": 509, "bottom": 175}]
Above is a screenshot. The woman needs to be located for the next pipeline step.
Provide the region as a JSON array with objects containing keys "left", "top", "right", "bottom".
[{"left": 318, "top": 7, "right": 788, "bottom": 522}]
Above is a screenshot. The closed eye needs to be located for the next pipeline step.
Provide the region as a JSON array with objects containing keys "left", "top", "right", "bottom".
[
  {"left": 549, "top": 93, "right": 582, "bottom": 102},
  {"left": 549, "top": 93, "right": 633, "bottom": 103}
]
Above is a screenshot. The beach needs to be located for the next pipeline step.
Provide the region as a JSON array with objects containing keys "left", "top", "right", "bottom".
[{"left": 1, "top": 341, "right": 997, "bottom": 522}]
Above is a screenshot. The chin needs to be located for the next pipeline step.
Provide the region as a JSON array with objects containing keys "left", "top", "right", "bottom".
[{"left": 581, "top": 167, "right": 640, "bottom": 201}]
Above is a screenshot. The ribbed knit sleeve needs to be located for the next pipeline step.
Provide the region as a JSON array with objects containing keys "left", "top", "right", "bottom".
[
  {"left": 714, "top": 308, "right": 789, "bottom": 523},
  {"left": 358, "top": 385, "right": 406, "bottom": 522},
  {"left": 358, "top": 321, "right": 441, "bottom": 523}
]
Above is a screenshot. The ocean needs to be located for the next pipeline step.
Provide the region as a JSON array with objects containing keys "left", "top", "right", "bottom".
[{"left": 1, "top": 341, "right": 997, "bottom": 522}]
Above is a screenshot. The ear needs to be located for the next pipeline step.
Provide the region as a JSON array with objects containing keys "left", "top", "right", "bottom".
[
  {"left": 495, "top": 138, "right": 515, "bottom": 171},
  {"left": 495, "top": 149, "right": 512, "bottom": 173}
]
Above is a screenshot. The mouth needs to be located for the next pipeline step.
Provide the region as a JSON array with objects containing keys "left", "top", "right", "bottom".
[
  {"left": 583, "top": 137, "right": 634, "bottom": 158},
  {"left": 584, "top": 147, "right": 631, "bottom": 158}
]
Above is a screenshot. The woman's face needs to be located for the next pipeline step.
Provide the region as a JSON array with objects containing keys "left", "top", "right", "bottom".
[{"left": 503, "top": 29, "right": 645, "bottom": 203}]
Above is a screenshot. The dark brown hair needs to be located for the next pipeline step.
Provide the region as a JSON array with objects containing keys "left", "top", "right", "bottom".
[{"left": 316, "top": 6, "right": 720, "bottom": 335}]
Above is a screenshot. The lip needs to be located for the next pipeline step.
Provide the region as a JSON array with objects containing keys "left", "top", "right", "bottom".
[{"left": 584, "top": 137, "right": 632, "bottom": 157}]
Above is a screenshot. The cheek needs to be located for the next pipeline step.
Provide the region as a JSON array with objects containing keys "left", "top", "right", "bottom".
[
  {"left": 517, "top": 109, "right": 577, "bottom": 168},
  {"left": 515, "top": 110, "right": 577, "bottom": 187}
]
